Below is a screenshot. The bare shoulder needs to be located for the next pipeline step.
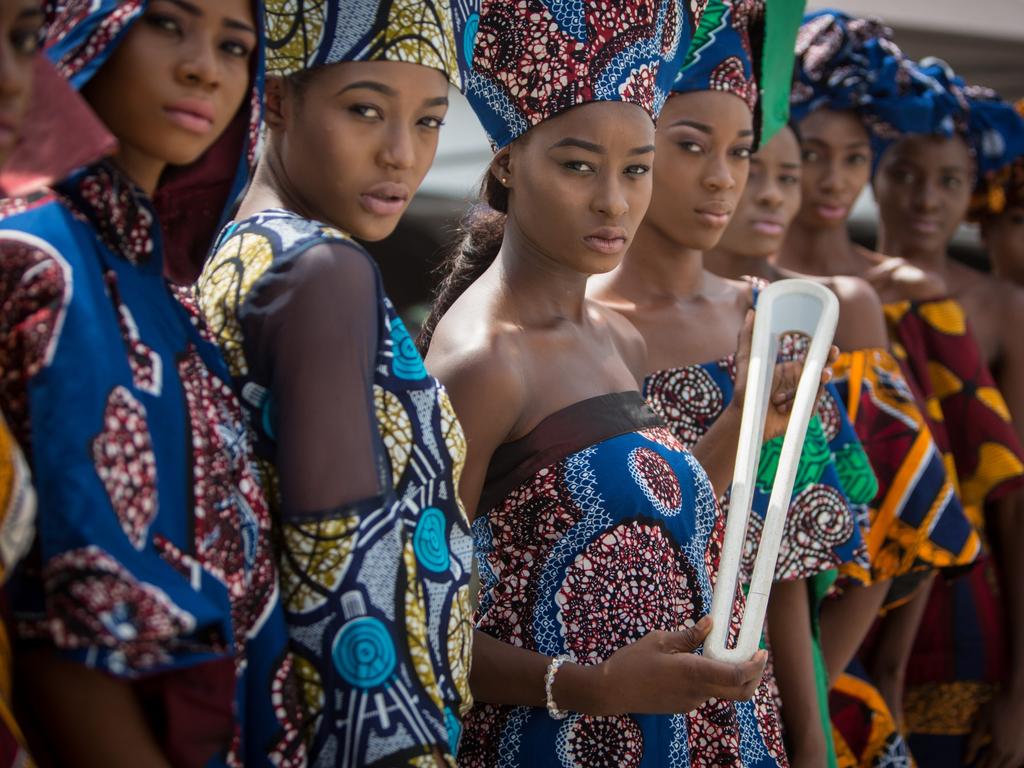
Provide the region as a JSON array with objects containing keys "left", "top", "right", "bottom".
[
  {"left": 828, "top": 274, "right": 889, "bottom": 350},
  {"left": 830, "top": 274, "right": 884, "bottom": 315},
  {"left": 425, "top": 294, "right": 527, "bottom": 434},
  {"left": 1000, "top": 279, "right": 1024, "bottom": 329}
]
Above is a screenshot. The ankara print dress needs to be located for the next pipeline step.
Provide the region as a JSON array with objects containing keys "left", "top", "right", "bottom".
[
  {"left": 0, "top": 163, "right": 305, "bottom": 767},
  {"left": 197, "top": 209, "right": 473, "bottom": 767},
  {"left": 0, "top": 411, "right": 35, "bottom": 768},
  {"left": 463, "top": 392, "right": 787, "bottom": 768},
  {"left": 883, "top": 298, "right": 1024, "bottom": 764},
  {"left": 827, "top": 347, "right": 979, "bottom": 595},
  {"left": 644, "top": 354, "right": 873, "bottom": 768},
  {"left": 825, "top": 346, "right": 978, "bottom": 768}
]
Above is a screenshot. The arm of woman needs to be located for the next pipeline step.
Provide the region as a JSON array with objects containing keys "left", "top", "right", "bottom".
[
  {"left": 260, "top": 242, "right": 451, "bottom": 763},
  {"left": 18, "top": 648, "right": 171, "bottom": 768},
  {"left": 765, "top": 579, "right": 828, "bottom": 768},
  {"left": 966, "top": 288, "right": 1024, "bottom": 768},
  {"left": 818, "top": 578, "right": 890, "bottom": 684},
  {"left": 831, "top": 276, "right": 890, "bottom": 351}
]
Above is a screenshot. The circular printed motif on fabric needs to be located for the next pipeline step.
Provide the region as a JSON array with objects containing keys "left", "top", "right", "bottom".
[
  {"left": 688, "top": 697, "right": 743, "bottom": 766},
  {"left": 644, "top": 365, "right": 725, "bottom": 448},
  {"left": 331, "top": 616, "right": 396, "bottom": 689},
  {"left": 628, "top": 447, "right": 683, "bottom": 516},
  {"left": 639, "top": 426, "right": 686, "bottom": 452},
  {"left": 389, "top": 316, "right": 428, "bottom": 380},
  {"left": 798, "top": 484, "right": 853, "bottom": 543},
  {"left": 563, "top": 715, "right": 644, "bottom": 768},
  {"left": 816, "top": 389, "right": 842, "bottom": 441},
  {"left": 556, "top": 521, "right": 699, "bottom": 663},
  {"left": 414, "top": 506, "right": 450, "bottom": 573},
  {"left": 463, "top": 12, "right": 479, "bottom": 67},
  {"left": 774, "top": 484, "right": 853, "bottom": 578}
]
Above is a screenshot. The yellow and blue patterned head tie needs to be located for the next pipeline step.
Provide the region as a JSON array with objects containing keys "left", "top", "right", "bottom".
[
  {"left": 461, "top": 0, "right": 691, "bottom": 150},
  {"left": 264, "top": 0, "right": 471, "bottom": 87}
]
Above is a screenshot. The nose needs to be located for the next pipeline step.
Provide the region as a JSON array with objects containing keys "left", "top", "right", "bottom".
[
  {"left": 755, "top": 178, "right": 783, "bottom": 210},
  {"left": 914, "top": 179, "right": 941, "bottom": 213},
  {"left": 591, "top": 171, "right": 629, "bottom": 218},
  {"left": 176, "top": 34, "right": 220, "bottom": 89},
  {"left": 820, "top": 158, "right": 844, "bottom": 194},
  {"left": 378, "top": 121, "right": 416, "bottom": 171},
  {"left": 703, "top": 154, "right": 737, "bottom": 193}
]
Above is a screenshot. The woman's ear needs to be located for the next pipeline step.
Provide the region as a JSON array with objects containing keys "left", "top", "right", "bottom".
[
  {"left": 490, "top": 146, "right": 513, "bottom": 189},
  {"left": 264, "top": 76, "right": 289, "bottom": 130}
]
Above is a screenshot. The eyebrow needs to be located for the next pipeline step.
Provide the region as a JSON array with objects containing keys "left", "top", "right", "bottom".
[
  {"left": 338, "top": 80, "right": 449, "bottom": 108},
  {"left": 670, "top": 119, "right": 754, "bottom": 138},
  {"left": 160, "top": 0, "right": 256, "bottom": 33},
  {"left": 671, "top": 119, "right": 711, "bottom": 133},
  {"left": 803, "top": 137, "right": 869, "bottom": 149},
  {"left": 549, "top": 138, "right": 655, "bottom": 156},
  {"left": 550, "top": 137, "right": 605, "bottom": 154},
  {"left": 780, "top": 162, "right": 801, "bottom": 169}
]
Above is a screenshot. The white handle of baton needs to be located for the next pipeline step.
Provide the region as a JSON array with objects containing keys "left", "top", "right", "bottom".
[{"left": 703, "top": 279, "right": 839, "bottom": 663}]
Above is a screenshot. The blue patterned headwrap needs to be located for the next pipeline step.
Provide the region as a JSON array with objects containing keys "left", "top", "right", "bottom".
[
  {"left": 790, "top": 10, "right": 930, "bottom": 144},
  {"left": 903, "top": 58, "right": 1024, "bottom": 178},
  {"left": 264, "top": 0, "right": 472, "bottom": 86},
  {"left": 461, "top": 0, "right": 690, "bottom": 149},
  {"left": 969, "top": 100, "right": 1024, "bottom": 221},
  {"left": 672, "top": 0, "right": 762, "bottom": 113}
]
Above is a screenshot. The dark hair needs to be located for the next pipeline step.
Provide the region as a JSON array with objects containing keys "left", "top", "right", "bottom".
[{"left": 416, "top": 171, "right": 509, "bottom": 352}]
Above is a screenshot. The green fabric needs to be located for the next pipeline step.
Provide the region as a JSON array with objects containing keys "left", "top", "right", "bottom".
[
  {"left": 810, "top": 569, "right": 840, "bottom": 768},
  {"left": 682, "top": 1, "right": 728, "bottom": 71},
  {"left": 759, "top": 0, "right": 807, "bottom": 144},
  {"left": 834, "top": 441, "right": 879, "bottom": 504},
  {"left": 756, "top": 416, "right": 832, "bottom": 494}
]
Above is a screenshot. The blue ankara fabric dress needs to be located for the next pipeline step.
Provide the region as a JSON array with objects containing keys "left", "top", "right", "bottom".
[
  {"left": 197, "top": 210, "right": 474, "bottom": 767},
  {"left": 463, "top": 393, "right": 787, "bottom": 768},
  {"left": 0, "top": 0, "right": 306, "bottom": 765}
]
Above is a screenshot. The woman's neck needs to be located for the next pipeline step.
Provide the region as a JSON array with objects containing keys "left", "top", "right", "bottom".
[
  {"left": 237, "top": 144, "right": 331, "bottom": 226},
  {"left": 495, "top": 212, "right": 591, "bottom": 325},
  {"left": 776, "top": 218, "right": 858, "bottom": 276},
  {"left": 607, "top": 218, "right": 707, "bottom": 303},
  {"left": 111, "top": 145, "right": 165, "bottom": 197},
  {"left": 704, "top": 245, "right": 777, "bottom": 282},
  {"left": 877, "top": 227, "right": 949, "bottom": 274}
]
